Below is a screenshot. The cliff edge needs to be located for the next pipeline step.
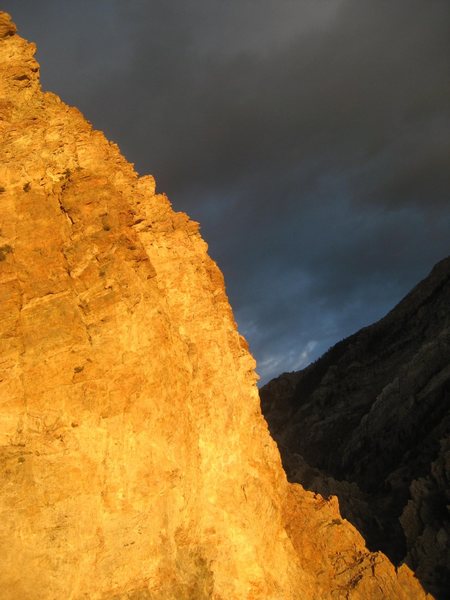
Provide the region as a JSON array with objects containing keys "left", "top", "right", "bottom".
[{"left": 0, "top": 12, "right": 429, "bottom": 599}]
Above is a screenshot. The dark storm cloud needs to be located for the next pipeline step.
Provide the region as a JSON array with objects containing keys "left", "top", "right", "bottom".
[
  {"left": 90, "top": 0, "right": 450, "bottom": 204},
  {"left": 4, "top": 0, "right": 450, "bottom": 382}
]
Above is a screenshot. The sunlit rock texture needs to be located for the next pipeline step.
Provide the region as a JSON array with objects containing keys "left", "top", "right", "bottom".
[
  {"left": 261, "top": 257, "right": 450, "bottom": 599},
  {"left": 0, "top": 12, "right": 430, "bottom": 599}
]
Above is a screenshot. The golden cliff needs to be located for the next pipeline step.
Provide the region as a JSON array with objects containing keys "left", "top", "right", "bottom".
[{"left": 0, "top": 13, "right": 430, "bottom": 599}]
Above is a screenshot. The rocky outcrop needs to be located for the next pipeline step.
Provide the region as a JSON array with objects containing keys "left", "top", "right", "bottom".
[
  {"left": 0, "top": 12, "right": 430, "bottom": 599},
  {"left": 261, "top": 257, "right": 450, "bottom": 598}
]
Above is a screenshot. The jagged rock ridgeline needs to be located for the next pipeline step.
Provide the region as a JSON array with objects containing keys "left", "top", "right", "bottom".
[
  {"left": 0, "top": 12, "right": 430, "bottom": 599},
  {"left": 261, "top": 257, "right": 450, "bottom": 599}
]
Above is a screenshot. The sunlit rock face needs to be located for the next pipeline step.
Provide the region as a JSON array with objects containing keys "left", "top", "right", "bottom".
[
  {"left": 261, "top": 257, "right": 450, "bottom": 599},
  {"left": 0, "top": 12, "right": 430, "bottom": 599}
]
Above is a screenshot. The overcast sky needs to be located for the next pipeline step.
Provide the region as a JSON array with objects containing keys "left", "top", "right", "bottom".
[{"left": 4, "top": 0, "right": 450, "bottom": 383}]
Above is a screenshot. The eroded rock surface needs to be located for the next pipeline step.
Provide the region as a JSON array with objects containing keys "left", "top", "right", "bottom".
[
  {"left": 261, "top": 258, "right": 450, "bottom": 598},
  {"left": 0, "top": 12, "right": 430, "bottom": 599}
]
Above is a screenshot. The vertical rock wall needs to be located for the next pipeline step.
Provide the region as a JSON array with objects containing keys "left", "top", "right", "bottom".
[{"left": 0, "top": 13, "right": 430, "bottom": 599}]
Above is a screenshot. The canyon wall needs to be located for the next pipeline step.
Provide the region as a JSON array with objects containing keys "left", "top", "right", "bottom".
[
  {"left": 261, "top": 258, "right": 450, "bottom": 598},
  {"left": 0, "top": 13, "right": 429, "bottom": 599}
]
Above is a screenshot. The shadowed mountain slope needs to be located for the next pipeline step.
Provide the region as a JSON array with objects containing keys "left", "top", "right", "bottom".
[{"left": 261, "top": 256, "right": 450, "bottom": 598}]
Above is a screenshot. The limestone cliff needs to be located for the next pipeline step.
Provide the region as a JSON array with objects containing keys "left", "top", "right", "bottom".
[
  {"left": 261, "top": 258, "right": 450, "bottom": 598},
  {"left": 0, "top": 12, "right": 429, "bottom": 599}
]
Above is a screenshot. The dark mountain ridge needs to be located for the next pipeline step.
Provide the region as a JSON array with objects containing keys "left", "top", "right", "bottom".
[{"left": 261, "top": 257, "right": 450, "bottom": 599}]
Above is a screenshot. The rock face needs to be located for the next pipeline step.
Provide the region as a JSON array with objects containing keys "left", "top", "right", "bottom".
[
  {"left": 0, "top": 13, "right": 430, "bottom": 599},
  {"left": 261, "top": 258, "right": 450, "bottom": 599}
]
